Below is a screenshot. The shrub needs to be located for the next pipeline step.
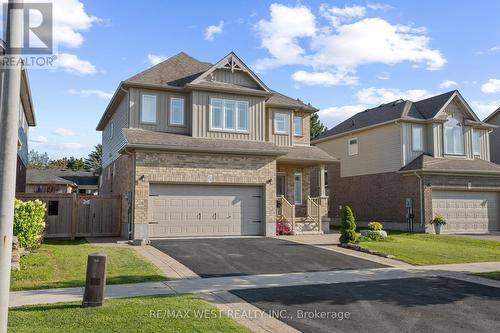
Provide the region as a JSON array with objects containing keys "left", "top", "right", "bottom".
[
  {"left": 368, "top": 222, "right": 383, "bottom": 231},
  {"left": 431, "top": 214, "right": 446, "bottom": 225},
  {"left": 13, "top": 199, "right": 46, "bottom": 250},
  {"left": 358, "top": 233, "right": 386, "bottom": 242},
  {"left": 339, "top": 206, "right": 357, "bottom": 244},
  {"left": 276, "top": 222, "right": 291, "bottom": 236}
]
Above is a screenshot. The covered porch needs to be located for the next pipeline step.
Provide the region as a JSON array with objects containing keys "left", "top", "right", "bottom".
[{"left": 275, "top": 146, "right": 338, "bottom": 234}]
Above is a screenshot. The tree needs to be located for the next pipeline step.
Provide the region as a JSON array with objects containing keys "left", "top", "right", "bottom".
[
  {"left": 28, "top": 150, "right": 50, "bottom": 169},
  {"left": 47, "top": 157, "right": 85, "bottom": 170},
  {"left": 310, "top": 113, "right": 327, "bottom": 140},
  {"left": 84, "top": 144, "right": 102, "bottom": 170},
  {"left": 339, "top": 206, "right": 357, "bottom": 244}
]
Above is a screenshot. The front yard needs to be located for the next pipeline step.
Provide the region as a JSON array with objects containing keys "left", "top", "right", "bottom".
[
  {"left": 11, "top": 239, "right": 165, "bottom": 291},
  {"left": 8, "top": 294, "right": 251, "bottom": 333},
  {"left": 358, "top": 233, "right": 500, "bottom": 265}
]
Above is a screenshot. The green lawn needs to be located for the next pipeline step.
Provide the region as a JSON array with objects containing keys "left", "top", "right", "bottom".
[
  {"left": 11, "top": 239, "right": 165, "bottom": 291},
  {"left": 8, "top": 294, "right": 251, "bottom": 333},
  {"left": 474, "top": 271, "right": 500, "bottom": 281},
  {"left": 358, "top": 233, "right": 500, "bottom": 265}
]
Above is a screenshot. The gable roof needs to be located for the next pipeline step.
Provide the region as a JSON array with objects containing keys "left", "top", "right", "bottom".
[
  {"left": 314, "top": 90, "right": 483, "bottom": 141},
  {"left": 399, "top": 154, "right": 500, "bottom": 175},
  {"left": 484, "top": 107, "right": 500, "bottom": 123},
  {"left": 26, "top": 169, "right": 99, "bottom": 186}
]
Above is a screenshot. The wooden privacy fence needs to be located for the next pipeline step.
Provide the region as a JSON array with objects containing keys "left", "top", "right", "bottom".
[{"left": 16, "top": 193, "right": 122, "bottom": 238}]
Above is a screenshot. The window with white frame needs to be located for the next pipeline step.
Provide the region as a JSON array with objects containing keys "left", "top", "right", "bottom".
[
  {"left": 141, "top": 95, "right": 157, "bottom": 123},
  {"left": 109, "top": 122, "right": 114, "bottom": 139},
  {"left": 444, "top": 115, "right": 464, "bottom": 155},
  {"left": 170, "top": 97, "right": 185, "bottom": 125},
  {"left": 274, "top": 112, "right": 289, "bottom": 134},
  {"left": 210, "top": 98, "right": 249, "bottom": 131},
  {"left": 473, "top": 130, "right": 481, "bottom": 155},
  {"left": 348, "top": 138, "right": 358, "bottom": 156},
  {"left": 412, "top": 125, "right": 424, "bottom": 151},
  {"left": 293, "top": 116, "right": 303, "bottom": 136},
  {"left": 294, "top": 173, "right": 302, "bottom": 205}
]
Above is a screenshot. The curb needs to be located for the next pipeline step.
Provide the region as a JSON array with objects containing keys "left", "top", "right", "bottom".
[{"left": 338, "top": 243, "right": 395, "bottom": 259}]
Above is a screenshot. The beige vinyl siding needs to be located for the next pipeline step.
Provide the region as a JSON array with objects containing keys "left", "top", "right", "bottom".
[
  {"left": 464, "top": 125, "right": 473, "bottom": 159},
  {"left": 293, "top": 111, "right": 310, "bottom": 145},
  {"left": 204, "top": 68, "right": 261, "bottom": 89},
  {"left": 129, "top": 87, "right": 190, "bottom": 134},
  {"left": 316, "top": 123, "right": 402, "bottom": 177},
  {"left": 268, "top": 108, "right": 293, "bottom": 146},
  {"left": 431, "top": 123, "right": 443, "bottom": 157},
  {"left": 102, "top": 93, "right": 129, "bottom": 168},
  {"left": 474, "top": 128, "right": 491, "bottom": 161},
  {"left": 401, "top": 122, "right": 427, "bottom": 166},
  {"left": 191, "top": 90, "right": 265, "bottom": 141}
]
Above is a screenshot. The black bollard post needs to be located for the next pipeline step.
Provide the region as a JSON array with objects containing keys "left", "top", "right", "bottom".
[{"left": 82, "top": 252, "right": 107, "bottom": 308}]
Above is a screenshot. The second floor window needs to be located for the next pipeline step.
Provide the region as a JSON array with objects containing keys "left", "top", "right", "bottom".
[
  {"left": 348, "top": 138, "right": 358, "bottom": 156},
  {"left": 210, "top": 98, "right": 249, "bottom": 131},
  {"left": 170, "top": 97, "right": 185, "bottom": 125},
  {"left": 141, "top": 95, "right": 157, "bottom": 123},
  {"left": 293, "top": 116, "right": 303, "bottom": 136},
  {"left": 274, "top": 112, "right": 289, "bottom": 134},
  {"left": 412, "top": 125, "right": 424, "bottom": 152},
  {"left": 444, "top": 116, "right": 464, "bottom": 155},
  {"left": 473, "top": 130, "right": 481, "bottom": 155}
]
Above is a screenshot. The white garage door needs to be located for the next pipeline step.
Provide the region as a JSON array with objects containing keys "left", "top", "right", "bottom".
[
  {"left": 148, "top": 184, "right": 263, "bottom": 237},
  {"left": 432, "top": 191, "right": 499, "bottom": 233}
]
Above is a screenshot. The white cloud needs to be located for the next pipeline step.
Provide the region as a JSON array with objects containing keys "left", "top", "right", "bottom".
[
  {"left": 254, "top": 4, "right": 446, "bottom": 86},
  {"left": 356, "top": 87, "right": 432, "bottom": 105},
  {"left": 147, "top": 54, "right": 167, "bottom": 66},
  {"left": 292, "top": 70, "right": 358, "bottom": 86},
  {"left": 318, "top": 104, "right": 367, "bottom": 128},
  {"left": 367, "top": 3, "right": 394, "bottom": 11},
  {"left": 55, "top": 53, "right": 96, "bottom": 74},
  {"left": 439, "top": 80, "right": 457, "bottom": 89},
  {"left": 481, "top": 79, "right": 500, "bottom": 94},
  {"left": 471, "top": 100, "right": 500, "bottom": 120},
  {"left": 51, "top": 128, "right": 76, "bottom": 137},
  {"left": 475, "top": 46, "right": 500, "bottom": 55},
  {"left": 204, "top": 21, "right": 224, "bottom": 41},
  {"left": 254, "top": 4, "right": 316, "bottom": 70},
  {"left": 59, "top": 142, "right": 87, "bottom": 150},
  {"left": 67, "top": 89, "right": 113, "bottom": 99},
  {"left": 29, "top": 136, "right": 49, "bottom": 144},
  {"left": 377, "top": 72, "right": 391, "bottom": 80}
]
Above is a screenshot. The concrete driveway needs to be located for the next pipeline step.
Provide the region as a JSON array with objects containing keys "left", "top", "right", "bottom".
[
  {"left": 231, "top": 277, "right": 500, "bottom": 333},
  {"left": 150, "top": 237, "right": 386, "bottom": 278}
]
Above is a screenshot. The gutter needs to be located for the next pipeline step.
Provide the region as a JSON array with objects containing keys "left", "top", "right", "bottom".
[{"left": 398, "top": 169, "right": 500, "bottom": 176}]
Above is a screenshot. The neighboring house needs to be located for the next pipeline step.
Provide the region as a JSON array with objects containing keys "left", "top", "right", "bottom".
[
  {"left": 484, "top": 107, "right": 500, "bottom": 164},
  {"left": 314, "top": 90, "right": 500, "bottom": 234},
  {"left": 97, "top": 51, "right": 336, "bottom": 240},
  {"left": 0, "top": 40, "right": 36, "bottom": 192},
  {"left": 26, "top": 169, "right": 99, "bottom": 195}
]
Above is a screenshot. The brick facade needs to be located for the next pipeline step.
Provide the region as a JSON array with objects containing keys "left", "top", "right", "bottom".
[
  {"left": 327, "top": 163, "right": 423, "bottom": 231},
  {"left": 133, "top": 151, "right": 276, "bottom": 238},
  {"left": 276, "top": 164, "right": 311, "bottom": 217}
]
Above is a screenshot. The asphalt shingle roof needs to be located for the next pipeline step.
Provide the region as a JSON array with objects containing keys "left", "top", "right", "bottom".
[
  {"left": 26, "top": 170, "right": 98, "bottom": 186},
  {"left": 399, "top": 154, "right": 500, "bottom": 174}
]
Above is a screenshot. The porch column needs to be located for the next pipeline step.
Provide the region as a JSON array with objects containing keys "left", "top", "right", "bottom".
[{"left": 319, "top": 164, "right": 326, "bottom": 197}]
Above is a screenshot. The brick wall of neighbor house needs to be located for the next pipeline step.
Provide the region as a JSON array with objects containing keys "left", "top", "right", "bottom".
[
  {"left": 133, "top": 151, "right": 276, "bottom": 238},
  {"left": 16, "top": 156, "right": 26, "bottom": 193},
  {"left": 328, "top": 163, "right": 423, "bottom": 231},
  {"left": 100, "top": 154, "right": 134, "bottom": 238},
  {"left": 276, "top": 164, "right": 311, "bottom": 217}
]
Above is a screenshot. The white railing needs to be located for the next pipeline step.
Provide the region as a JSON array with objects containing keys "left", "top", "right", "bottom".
[{"left": 277, "top": 196, "right": 295, "bottom": 232}]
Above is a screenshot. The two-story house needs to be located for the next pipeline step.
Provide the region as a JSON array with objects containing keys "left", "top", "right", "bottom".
[
  {"left": 97, "top": 52, "right": 336, "bottom": 241},
  {"left": 314, "top": 90, "right": 500, "bottom": 234},
  {"left": 0, "top": 40, "right": 36, "bottom": 192},
  {"left": 485, "top": 107, "right": 500, "bottom": 164}
]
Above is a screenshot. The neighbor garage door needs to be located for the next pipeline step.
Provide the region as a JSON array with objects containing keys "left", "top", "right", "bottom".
[
  {"left": 432, "top": 191, "right": 499, "bottom": 233},
  {"left": 148, "top": 184, "right": 263, "bottom": 237}
]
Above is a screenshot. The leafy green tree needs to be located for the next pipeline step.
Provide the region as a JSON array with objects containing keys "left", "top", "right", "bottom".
[
  {"left": 48, "top": 157, "right": 85, "bottom": 170},
  {"left": 310, "top": 113, "right": 327, "bottom": 140},
  {"left": 28, "top": 150, "right": 50, "bottom": 169},
  {"left": 340, "top": 206, "right": 357, "bottom": 244},
  {"left": 84, "top": 144, "right": 102, "bottom": 170}
]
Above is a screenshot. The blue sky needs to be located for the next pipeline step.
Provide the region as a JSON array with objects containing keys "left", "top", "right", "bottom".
[{"left": 7, "top": 0, "right": 500, "bottom": 158}]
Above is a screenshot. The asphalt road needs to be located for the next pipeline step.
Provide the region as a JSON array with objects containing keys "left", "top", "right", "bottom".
[
  {"left": 150, "top": 237, "right": 386, "bottom": 278},
  {"left": 231, "top": 277, "right": 500, "bottom": 333}
]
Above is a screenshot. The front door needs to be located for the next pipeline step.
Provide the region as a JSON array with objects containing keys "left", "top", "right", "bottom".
[{"left": 276, "top": 174, "right": 286, "bottom": 197}]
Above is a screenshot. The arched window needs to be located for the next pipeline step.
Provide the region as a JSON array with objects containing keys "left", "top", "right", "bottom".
[{"left": 444, "top": 115, "right": 464, "bottom": 155}]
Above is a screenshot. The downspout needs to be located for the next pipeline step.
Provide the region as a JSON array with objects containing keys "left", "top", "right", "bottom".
[
  {"left": 413, "top": 172, "right": 424, "bottom": 230},
  {"left": 122, "top": 147, "right": 135, "bottom": 240}
]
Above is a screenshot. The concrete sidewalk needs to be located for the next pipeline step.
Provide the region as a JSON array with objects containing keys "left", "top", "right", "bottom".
[{"left": 10, "top": 261, "right": 500, "bottom": 308}]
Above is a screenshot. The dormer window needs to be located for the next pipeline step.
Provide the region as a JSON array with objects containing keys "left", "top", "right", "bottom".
[{"left": 444, "top": 115, "right": 464, "bottom": 155}]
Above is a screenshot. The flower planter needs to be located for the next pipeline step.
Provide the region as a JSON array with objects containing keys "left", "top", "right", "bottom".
[{"left": 434, "top": 224, "right": 443, "bottom": 235}]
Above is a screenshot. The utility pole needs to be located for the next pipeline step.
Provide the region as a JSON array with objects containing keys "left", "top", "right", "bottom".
[{"left": 0, "top": 0, "right": 23, "bottom": 331}]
